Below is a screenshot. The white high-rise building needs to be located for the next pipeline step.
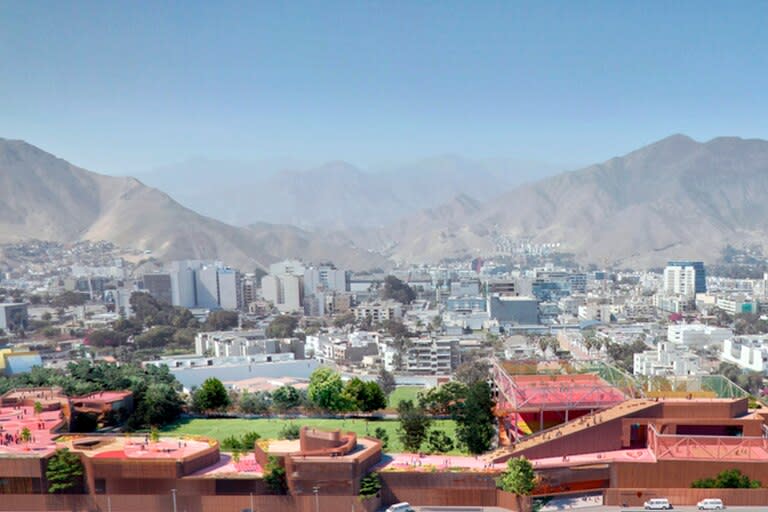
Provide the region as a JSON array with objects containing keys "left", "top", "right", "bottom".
[
  {"left": 159, "top": 260, "right": 242, "bottom": 310},
  {"left": 663, "top": 264, "right": 698, "bottom": 298},
  {"left": 261, "top": 274, "right": 304, "bottom": 313},
  {"left": 304, "top": 265, "right": 347, "bottom": 295}
]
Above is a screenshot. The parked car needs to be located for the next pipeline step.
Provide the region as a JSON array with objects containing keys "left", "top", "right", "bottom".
[
  {"left": 644, "top": 498, "right": 673, "bottom": 510},
  {"left": 386, "top": 503, "right": 416, "bottom": 512},
  {"left": 697, "top": 498, "right": 725, "bottom": 510}
]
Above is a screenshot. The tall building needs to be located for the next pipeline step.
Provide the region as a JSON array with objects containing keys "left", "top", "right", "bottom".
[
  {"left": 144, "top": 261, "right": 241, "bottom": 310},
  {"left": 142, "top": 273, "right": 173, "bottom": 305},
  {"left": 304, "top": 265, "right": 347, "bottom": 295},
  {"left": 665, "top": 260, "right": 706, "bottom": 295},
  {"left": 261, "top": 274, "right": 304, "bottom": 313},
  {"left": 487, "top": 295, "right": 539, "bottom": 325},
  {"left": 0, "top": 303, "right": 28, "bottom": 332}
]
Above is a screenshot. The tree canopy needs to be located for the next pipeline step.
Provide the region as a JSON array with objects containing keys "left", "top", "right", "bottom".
[
  {"left": 192, "top": 377, "right": 231, "bottom": 413},
  {"left": 46, "top": 449, "right": 84, "bottom": 494},
  {"left": 266, "top": 315, "right": 299, "bottom": 338},
  {"left": 453, "top": 381, "right": 495, "bottom": 454},
  {"left": 344, "top": 378, "right": 387, "bottom": 413},
  {"left": 307, "top": 368, "right": 351, "bottom": 412},
  {"left": 380, "top": 275, "right": 416, "bottom": 304},
  {"left": 272, "top": 385, "right": 301, "bottom": 413},
  {"left": 397, "top": 399, "right": 431, "bottom": 452},
  {"left": 498, "top": 457, "right": 536, "bottom": 497},
  {"left": 376, "top": 368, "right": 397, "bottom": 397}
]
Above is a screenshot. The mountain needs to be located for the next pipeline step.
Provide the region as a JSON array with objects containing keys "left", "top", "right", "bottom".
[
  {"left": 0, "top": 139, "right": 390, "bottom": 271},
  {"left": 136, "top": 156, "right": 561, "bottom": 228},
  {"left": 373, "top": 134, "right": 768, "bottom": 267}
]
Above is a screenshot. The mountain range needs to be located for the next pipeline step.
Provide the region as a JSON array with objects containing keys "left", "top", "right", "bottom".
[
  {"left": 136, "top": 156, "right": 561, "bottom": 228},
  {"left": 2, "top": 134, "right": 768, "bottom": 270},
  {"left": 351, "top": 134, "right": 768, "bottom": 267},
  {"left": 0, "top": 138, "right": 389, "bottom": 271}
]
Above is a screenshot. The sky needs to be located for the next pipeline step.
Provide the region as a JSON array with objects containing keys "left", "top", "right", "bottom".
[{"left": 2, "top": 1, "right": 768, "bottom": 176}]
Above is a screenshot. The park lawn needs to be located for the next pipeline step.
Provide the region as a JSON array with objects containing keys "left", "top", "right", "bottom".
[
  {"left": 387, "top": 386, "right": 424, "bottom": 410},
  {"left": 161, "top": 417, "right": 462, "bottom": 454}
]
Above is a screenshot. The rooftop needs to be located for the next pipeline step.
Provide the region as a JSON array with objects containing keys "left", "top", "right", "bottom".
[{"left": 60, "top": 435, "right": 214, "bottom": 461}]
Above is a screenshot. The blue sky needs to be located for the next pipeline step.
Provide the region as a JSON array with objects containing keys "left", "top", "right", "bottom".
[{"left": 1, "top": 1, "right": 767, "bottom": 175}]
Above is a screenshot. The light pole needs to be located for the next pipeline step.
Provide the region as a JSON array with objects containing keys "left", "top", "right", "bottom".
[
  {"left": 250, "top": 491, "right": 254, "bottom": 512},
  {"left": 171, "top": 488, "right": 177, "bottom": 512},
  {"left": 312, "top": 485, "right": 320, "bottom": 512},
  {"left": 107, "top": 495, "right": 112, "bottom": 512}
]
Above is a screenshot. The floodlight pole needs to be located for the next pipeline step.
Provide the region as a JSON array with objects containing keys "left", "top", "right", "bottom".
[{"left": 312, "top": 485, "right": 320, "bottom": 512}]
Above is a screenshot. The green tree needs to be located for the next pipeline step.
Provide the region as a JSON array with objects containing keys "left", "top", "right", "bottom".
[
  {"left": 20, "top": 427, "right": 31, "bottom": 442},
  {"left": 279, "top": 423, "right": 301, "bottom": 440},
  {"left": 498, "top": 457, "right": 536, "bottom": 511},
  {"left": 376, "top": 368, "right": 397, "bottom": 397},
  {"left": 264, "top": 456, "right": 288, "bottom": 494},
  {"left": 192, "top": 377, "right": 231, "bottom": 413},
  {"left": 359, "top": 472, "right": 381, "bottom": 498},
  {"left": 454, "top": 359, "right": 491, "bottom": 386},
  {"left": 453, "top": 381, "right": 495, "bottom": 454},
  {"left": 46, "top": 449, "right": 84, "bottom": 494},
  {"left": 134, "top": 326, "right": 176, "bottom": 349},
  {"left": 33, "top": 401, "right": 43, "bottom": 415},
  {"left": 239, "top": 391, "right": 272, "bottom": 415},
  {"left": 307, "top": 368, "right": 352, "bottom": 412},
  {"left": 397, "top": 399, "right": 431, "bottom": 452},
  {"left": 345, "top": 378, "right": 387, "bottom": 414},
  {"left": 373, "top": 427, "right": 389, "bottom": 450},
  {"left": 203, "top": 310, "right": 239, "bottom": 331},
  {"left": 333, "top": 312, "right": 356, "bottom": 328},
  {"left": 419, "top": 381, "right": 468, "bottom": 416},
  {"left": 692, "top": 468, "right": 761, "bottom": 488},
  {"left": 426, "top": 430, "right": 455, "bottom": 453},
  {"left": 266, "top": 315, "right": 299, "bottom": 338},
  {"left": 381, "top": 319, "right": 411, "bottom": 338},
  {"left": 380, "top": 275, "right": 415, "bottom": 304},
  {"left": 272, "top": 385, "right": 301, "bottom": 413},
  {"left": 86, "top": 329, "right": 128, "bottom": 348},
  {"left": 51, "top": 291, "right": 87, "bottom": 308}
]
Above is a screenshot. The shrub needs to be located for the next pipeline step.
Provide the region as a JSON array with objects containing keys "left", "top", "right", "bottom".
[
  {"left": 426, "top": 430, "right": 455, "bottom": 454},
  {"left": 265, "top": 456, "right": 288, "bottom": 495},
  {"left": 279, "top": 424, "right": 301, "bottom": 440},
  {"left": 359, "top": 472, "right": 381, "bottom": 498},
  {"left": 373, "top": 427, "right": 389, "bottom": 451}
]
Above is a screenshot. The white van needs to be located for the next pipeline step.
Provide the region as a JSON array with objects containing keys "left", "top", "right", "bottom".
[
  {"left": 697, "top": 498, "right": 724, "bottom": 510},
  {"left": 644, "top": 498, "right": 673, "bottom": 510},
  {"left": 386, "top": 503, "right": 415, "bottom": 512}
]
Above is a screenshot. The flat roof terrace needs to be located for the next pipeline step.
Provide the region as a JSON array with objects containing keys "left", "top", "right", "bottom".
[
  {"left": 60, "top": 436, "right": 214, "bottom": 461},
  {"left": 73, "top": 391, "right": 132, "bottom": 403},
  {"left": 0, "top": 405, "right": 63, "bottom": 458}
]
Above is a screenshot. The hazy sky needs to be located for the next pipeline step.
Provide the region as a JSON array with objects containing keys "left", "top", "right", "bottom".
[{"left": 2, "top": 1, "right": 767, "bottom": 175}]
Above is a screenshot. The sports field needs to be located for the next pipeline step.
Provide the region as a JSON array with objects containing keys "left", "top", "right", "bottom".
[
  {"left": 162, "top": 417, "right": 460, "bottom": 454},
  {"left": 387, "top": 386, "right": 424, "bottom": 409}
]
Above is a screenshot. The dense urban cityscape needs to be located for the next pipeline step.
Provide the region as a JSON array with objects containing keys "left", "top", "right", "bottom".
[{"left": 5, "top": 2, "right": 768, "bottom": 512}]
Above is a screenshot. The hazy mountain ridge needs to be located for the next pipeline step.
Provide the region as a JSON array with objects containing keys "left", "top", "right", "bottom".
[
  {"left": 0, "top": 139, "right": 390, "bottom": 271},
  {"left": 377, "top": 134, "right": 768, "bottom": 266},
  {"left": 136, "top": 156, "right": 561, "bottom": 228}
]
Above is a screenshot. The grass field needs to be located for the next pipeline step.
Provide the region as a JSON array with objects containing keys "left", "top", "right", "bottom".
[
  {"left": 162, "top": 417, "right": 461, "bottom": 454},
  {"left": 387, "top": 386, "right": 424, "bottom": 409}
]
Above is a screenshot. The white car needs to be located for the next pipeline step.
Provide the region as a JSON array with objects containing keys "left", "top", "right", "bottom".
[
  {"left": 697, "top": 498, "right": 724, "bottom": 510},
  {"left": 386, "top": 503, "right": 415, "bottom": 512},
  {"left": 644, "top": 498, "right": 673, "bottom": 510}
]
